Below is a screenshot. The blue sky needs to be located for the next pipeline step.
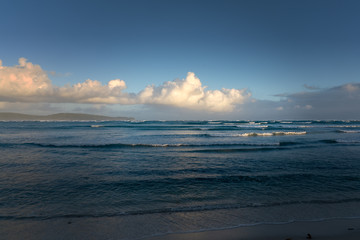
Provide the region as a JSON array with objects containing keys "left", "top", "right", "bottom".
[{"left": 0, "top": 0, "right": 359, "bottom": 119}]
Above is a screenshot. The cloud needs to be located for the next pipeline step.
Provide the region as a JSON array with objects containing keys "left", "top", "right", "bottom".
[
  {"left": 0, "top": 58, "right": 250, "bottom": 112},
  {"left": 0, "top": 58, "right": 134, "bottom": 104},
  {"left": 138, "top": 72, "right": 250, "bottom": 112},
  {"left": 0, "top": 58, "right": 136, "bottom": 104},
  {"left": 57, "top": 79, "right": 136, "bottom": 104},
  {"left": 242, "top": 83, "right": 360, "bottom": 120},
  {"left": 0, "top": 58, "right": 53, "bottom": 102},
  {"left": 3, "top": 58, "right": 358, "bottom": 119},
  {"left": 303, "top": 84, "right": 320, "bottom": 90},
  {"left": 286, "top": 83, "right": 360, "bottom": 118}
]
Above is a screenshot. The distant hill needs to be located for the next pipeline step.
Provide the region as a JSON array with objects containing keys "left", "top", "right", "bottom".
[{"left": 0, "top": 112, "right": 134, "bottom": 121}]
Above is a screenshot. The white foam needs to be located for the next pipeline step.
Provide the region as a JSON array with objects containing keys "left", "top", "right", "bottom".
[
  {"left": 239, "top": 125, "right": 268, "bottom": 128},
  {"left": 329, "top": 125, "right": 360, "bottom": 128},
  {"left": 240, "top": 132, "right": 273, "bottom": 137},
  {"left": 209, "top": 121, "right": 222, "bottom": 124},
  {"left": 272, "top": 131, "right": 307, "bottom": 135},
  {"left": 213, "top": 131, "right": 307, "bottom": 137},
  {"left": 338, "top": 130, "right": 360, "bottom": 133},
  {"left": 336, "top": 139, "right": 360, "bottom": 143}
]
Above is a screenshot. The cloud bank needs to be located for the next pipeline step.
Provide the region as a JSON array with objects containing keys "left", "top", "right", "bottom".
[
  {"left": 281, "top": 83, "right": 360, "bottom": 119},
  {"left": 0, "top": 58, "right": 250, "bottom": 112},
  {"left": 240, "top": 83, "right": 360, "bottom": 120},
  {"left": 1, "top": 58, "right": 359, "bottom": 119},
  {"left": 0, "top": 58, "right": 134, "bottom": 104}
]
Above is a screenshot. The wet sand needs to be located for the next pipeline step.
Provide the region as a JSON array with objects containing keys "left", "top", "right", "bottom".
[
  {"left": 147, "top": 218, "right": 360, "bottom": 240},
  {"left": 1, "top": 217, "right": 360, "bottom": 240}
]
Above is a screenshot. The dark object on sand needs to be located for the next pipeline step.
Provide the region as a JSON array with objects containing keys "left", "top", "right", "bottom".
[{"left": 306, "top": 233, "right": 312, "bottom": 239}]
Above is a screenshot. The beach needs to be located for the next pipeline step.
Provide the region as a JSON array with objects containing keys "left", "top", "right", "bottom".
[
  {"left": 1, "top": 217, "right": 359, "bottom": 240},
  {"left": 147, "top": 218, "right": 360, "bottom": 240}
]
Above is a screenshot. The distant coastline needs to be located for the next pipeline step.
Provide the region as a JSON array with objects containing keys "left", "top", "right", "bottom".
[{"left": 0, "top": 112, "right": 134, "bottom": 121}]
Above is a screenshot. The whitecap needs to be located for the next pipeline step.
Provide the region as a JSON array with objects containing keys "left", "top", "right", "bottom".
[
  {"left": 91, "top": 125, "right": 104, "bottom": 128},
  {"left": 272, "top": 131, "right": 307, "bottom": 135},
  {"left": 337, "top": 130, "right": 360, "bottom": 133}
]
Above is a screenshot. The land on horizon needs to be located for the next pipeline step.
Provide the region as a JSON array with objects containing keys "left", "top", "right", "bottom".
[{"left": 0, "top": 112, "right": 134, "bottom": 121}]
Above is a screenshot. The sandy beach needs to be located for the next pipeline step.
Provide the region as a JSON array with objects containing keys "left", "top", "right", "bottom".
[
  {"left": 147, "top": 218, "right": 360, "bottom": 240},
  {"left": 1, "top": 217, "right": 359, "bottom": 240}
]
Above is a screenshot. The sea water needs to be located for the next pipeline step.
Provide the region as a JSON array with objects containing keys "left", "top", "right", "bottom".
[{"left": 1, "top": 120, "right": 360, "bottom": 239}]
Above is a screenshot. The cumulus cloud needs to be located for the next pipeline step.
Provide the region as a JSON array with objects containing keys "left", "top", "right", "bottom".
[
  {"left": 57, "top": 79, "right": 136, "bottom": 104},
  {"left": 0, "top": 58, "right": 53, "bottom": 101},
  {"left": 138, "top": 72, "right": 250, "bottom": 112},
  {"left": 0, "top": 58, "right": 250, "bottom": 112},
  {"left": 0, "top": 58, "right": 133, "bottom": 104}
]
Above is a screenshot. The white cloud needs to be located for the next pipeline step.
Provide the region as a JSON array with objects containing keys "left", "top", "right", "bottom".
[
  {"left": 344, "top": 83, "right": 359, "bottom": 93},
  {"left": 304, "top": 104, "right": 312, "bottom": 110},
  {"left": 0, "top": 58, "right": 53, "bottom": 101},
  {"left": 0, "top": 58, "right": 250, "bottom": 112},
  {"left": 0, "top": 58, "right": 134, "bottom": 104},
  {"left": 138, "top": 72, "right": 250, "bottom": 112},
  {"left": 57, "top": 79, "right": 135, "bottom": 104}
]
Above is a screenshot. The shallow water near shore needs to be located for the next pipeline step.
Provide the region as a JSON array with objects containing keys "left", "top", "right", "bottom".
[{"left": 1, "top": 120, "right": 360, "bottom": 239}]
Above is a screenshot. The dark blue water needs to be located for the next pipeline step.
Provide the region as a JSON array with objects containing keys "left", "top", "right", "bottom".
[{"left": 1, "top": 120, "right": 360, "bottom": 239}]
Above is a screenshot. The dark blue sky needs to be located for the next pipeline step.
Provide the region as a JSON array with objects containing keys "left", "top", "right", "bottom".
[{"left": 1, "top": 0, "right": 359, "bottom": 119}]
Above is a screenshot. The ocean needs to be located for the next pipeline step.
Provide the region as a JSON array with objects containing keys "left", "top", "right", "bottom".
[{"left": 1, "top": 120, "right": 360, "bottom": 239}]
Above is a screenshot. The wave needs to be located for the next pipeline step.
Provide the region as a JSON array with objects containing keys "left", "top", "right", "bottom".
[
  {"left": 336, "top": 130, "right": 360, "bottom": 133},
  {"left": 318, "top": 139, "right": 360, "bottom": 144},
  {"left": 2, "top": 138, "right": 357, "bottom": 151},
  {"left": 327, "top": 125, "right": 360, "bottom": 128},
  {"left": 11, "top": 142, "right": 291, "bottom": 149},
  {"left": 336, "top": 140, "right": 360, "bottom": 144},
  {"left": 273, "top": 131, "right": 307, "bottom": 135},
  {"left": 238, "top": 125, "right": 269, "bottom": 129},
  {"left": 319, "top": 139, "right": 338, "bottom": 144},
  {"left": 91, "top": 125, "right": 104, "bottom": 128},
  {"left": 2, "top": 138, "right": 343, "bottom": 149},
  {"left": 28, "top": 143, "right": 191, "bottom": 148},
  {"left": 210, "top": 131, "right": 306, "bottom": 137},
  {"left": 206, "top": 126, "right": 242, "bottom": 130},
  {"left": 2, "top": 197, "right": 360, "bottom": 221},
  {"left": 194, "top": 147, "right": 290, "bottom": 153}
]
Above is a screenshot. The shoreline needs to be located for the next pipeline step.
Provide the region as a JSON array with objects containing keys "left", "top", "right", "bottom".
[
  {"left": 2, "top": 217, "right": 360, "bottom": 240},
  {"left": 146, "top": 218, "right": 360, "bottom": 240}
]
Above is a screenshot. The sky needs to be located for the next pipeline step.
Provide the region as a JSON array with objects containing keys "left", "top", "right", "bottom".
[{"left": 0, "top": 0, "right": 359, "bottom": 120}]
